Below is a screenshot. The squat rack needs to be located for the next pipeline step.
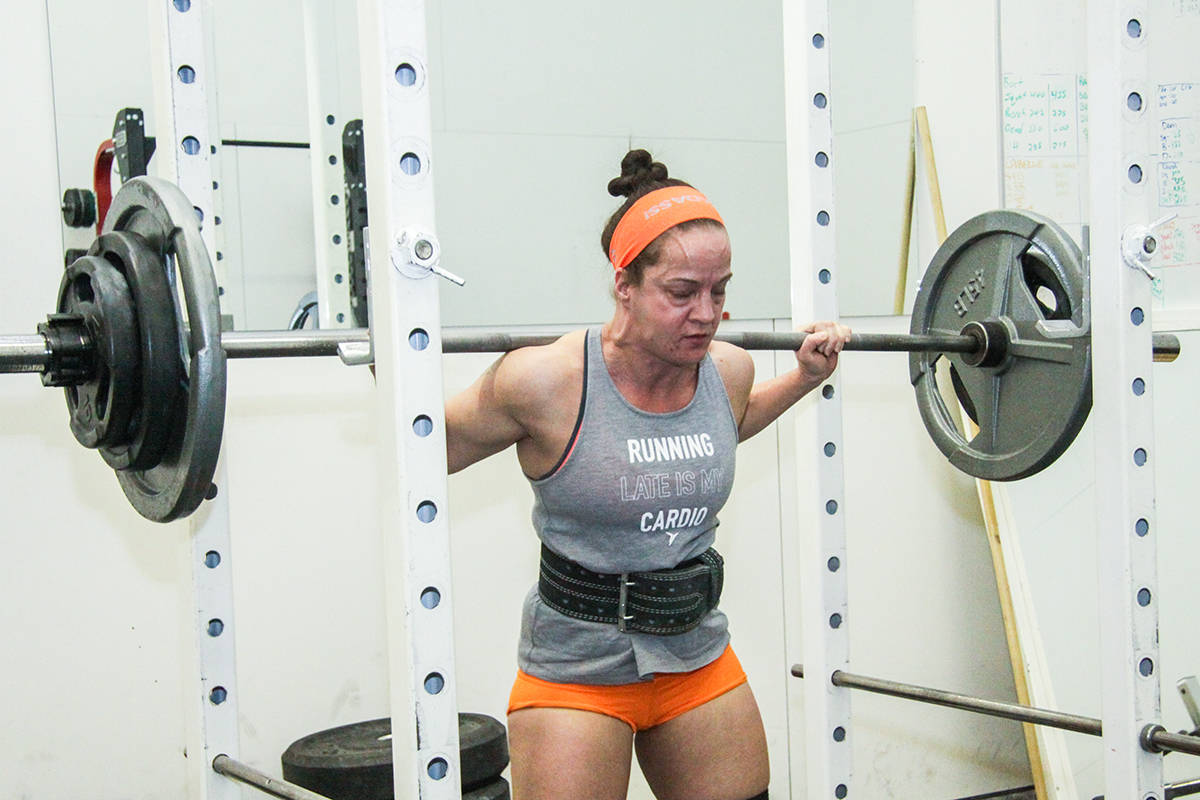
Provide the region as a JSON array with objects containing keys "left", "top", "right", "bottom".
[{"left": 97, "top": 1, "right": 1190, "bottom": 799}]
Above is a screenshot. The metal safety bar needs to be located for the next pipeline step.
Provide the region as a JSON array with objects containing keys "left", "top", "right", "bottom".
[
  {"left": 0, "top": 328, "right": 1182, "bottom": 372},
  {"left": 791, "top": 664, "right": 1200, "bottom": 758},
  {"left": 212, "top": 755, "right": 334, "bottom": 800}
]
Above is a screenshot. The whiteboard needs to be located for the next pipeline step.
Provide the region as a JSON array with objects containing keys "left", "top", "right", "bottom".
[{"left": 1000, "top": 0, "right": 1200, "bottom": 310}]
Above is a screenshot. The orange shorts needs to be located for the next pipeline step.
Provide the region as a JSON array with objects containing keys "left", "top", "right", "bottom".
[{"left": 507, "top": 645, "right": 747, "bottom": 732}]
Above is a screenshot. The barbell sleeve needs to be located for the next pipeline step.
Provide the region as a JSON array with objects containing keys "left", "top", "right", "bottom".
[{"left": 791, "top": 664, "right": 1200, "bottom": 758}]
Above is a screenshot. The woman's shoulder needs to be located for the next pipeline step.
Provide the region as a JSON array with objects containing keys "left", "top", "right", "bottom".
[{"left": 494, "top": 328, "right": 588, "bottom": 410}]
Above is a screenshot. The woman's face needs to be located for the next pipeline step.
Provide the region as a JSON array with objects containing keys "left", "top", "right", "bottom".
[{"left": 617, "top": 224, "right": 732, "bottom": 365}]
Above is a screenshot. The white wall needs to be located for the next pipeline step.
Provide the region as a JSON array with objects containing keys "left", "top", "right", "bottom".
[{"left": 0, "top": 1, "right": 1087, "bottom": 799}]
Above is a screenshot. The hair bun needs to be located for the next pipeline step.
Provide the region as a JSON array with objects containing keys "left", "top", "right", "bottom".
[{"left": 607, "top": 149, "right": 670, "bottom": 197}]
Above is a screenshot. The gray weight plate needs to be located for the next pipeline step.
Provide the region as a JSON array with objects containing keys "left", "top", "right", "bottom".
[
  {"left": 909, "top": 209, "right": 1091, "bottom": 481},
  {"left": 102, "top": 177, "right": 225, "bottom": 522}
]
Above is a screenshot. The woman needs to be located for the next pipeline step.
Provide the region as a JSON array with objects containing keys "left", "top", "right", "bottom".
[{"left": 446, "top": 150, "right": 851, "bottom": 800}]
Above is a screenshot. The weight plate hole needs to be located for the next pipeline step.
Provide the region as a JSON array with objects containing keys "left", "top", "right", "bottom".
[
  {"left": 1021, "top": 249, "right": 1071, "bottom": 320},
  {"left": 949, "top": 364, "right": 978, "bottom": 426}
]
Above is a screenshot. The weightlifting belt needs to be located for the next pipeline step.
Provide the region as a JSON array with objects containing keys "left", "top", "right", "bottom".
[{"left": 538, "top": 544, "right": 724, "bottom": 635}]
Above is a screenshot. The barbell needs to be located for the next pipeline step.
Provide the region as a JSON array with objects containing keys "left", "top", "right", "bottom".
[{"left": 0, "top": 177, "right": 1182, "bottom": 521}]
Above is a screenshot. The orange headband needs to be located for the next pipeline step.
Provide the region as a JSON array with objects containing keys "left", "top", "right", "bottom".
[{"left": 607, "top": 186, "right": 724, "bottom": 270}]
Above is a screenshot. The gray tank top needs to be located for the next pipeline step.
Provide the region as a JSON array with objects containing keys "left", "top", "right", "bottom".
[{"left": 517, "top": 327, "right": 739, "bottom": 684}]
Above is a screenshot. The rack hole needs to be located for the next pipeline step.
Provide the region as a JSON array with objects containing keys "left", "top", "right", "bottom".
[
  {"left": 182, "top": 136, "right": 201, "bottom": 155},
  {"left": 833, "top": 726, "right": 846, "bottom": 742},
  {"left": 1134, "top": 448, "right": 1148, "bottom": 466},
  {"left": 409, "top": 329, "right": 430, "bottom": 350},
  {"left": 420, "top": 587, "right": 441, "bottom": 609},
  {"left": 210, "top": 686, "right": 227, "bottom": 705},
  {"left": 817, "top": 210, "right": 830, "bottom": 226},
  {"left": 829, "top": 613, "right": 842, "bottom": 629},
  {"left": 822, "top": 385, "right": 835, "bottom": 399},
  {"left": 815, "top": 151, "right": 829, "bottom": 168},
  {"left": 413, "top": 415, "right": 434, "bottom": 437},
  {"left": 1127, "top": 92, "right": 1143, "bottom": 112},
  {"left": 1140, "top": 658, "right": 1154, "bottom": 677},
  {"left": 424, "top": 673, "right": 445, "bottom": 695},
  {"left": 1137, "top": 588, "right": 1152, "bottom": 607},
  {"left": 824, "top": 442, "right": 836, "bottom": 457},
  {"left": 825, "top": 500, "right": 838, "bottom": 515},
  {"left": 177, "top": 65, "right": 196, "bottom": 84},
  {"left": 819, "top": 269, "right": 832, "bottom": 284},
  {"left": 417, "top": 501, "right": 437, "bottom": 523},
  {"left": 396, "top": 63, "right": 418, "bottom": 86},
  {"left": 813, "top": 33, "right": 825, "bottom": 48},
  {"left": 1129, "top": 164, "right": 1144, "bottom": 184},
  {"left": 1136, "top": 518, "right": 1150, "bottom": 537},
  {"left": 207, "top": 619, "right": 224, "bottom": 637},
  {"left": 1132, "top": 377, "right": 1145, "bottom": 396},
  {"left": 427, "top": 758, "right": 449, "bottom": 780},
  {"left": 813, "top": 93, "right": 828, "bottom": 109},
  {"left": 1131, "top": 307, "right": 1145, "bottom": 325},
  {"left": 827, "top": 556, "right": 841, "bottom": 572},
  {"left": 205, "top": 551, "right": 221, "bottom": 568},
  {"left": 1127, "top": 18, "right": 1142, "bottom": 38},
  {"left": 400, "top": 153, "right": 422, "bottom": 175},
  {"left": 173, "top": 0, "right": 191, "bottom": 10}
]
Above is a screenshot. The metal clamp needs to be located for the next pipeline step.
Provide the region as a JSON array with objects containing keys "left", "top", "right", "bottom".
[
  {"left": 617, "top": 576, "right": 636, "bottom": 632},
  {"left": 390, "top": 228, "right": 464, "bottom": 286},
  {"left": 1122, "top": 213, "right": 1178, "bottom": 280}
]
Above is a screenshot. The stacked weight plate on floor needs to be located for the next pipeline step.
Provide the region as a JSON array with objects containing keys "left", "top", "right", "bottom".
[
  {"left": 909, "top": 209, "right": 1092, "bottom": 481},
  {"left": 281, "top": 713, "right": 510, "bottom": 799}
]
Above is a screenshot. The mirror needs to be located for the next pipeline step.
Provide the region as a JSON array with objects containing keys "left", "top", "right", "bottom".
[{"left": 47, "top": 1, "right": 917, "bottom": 332}]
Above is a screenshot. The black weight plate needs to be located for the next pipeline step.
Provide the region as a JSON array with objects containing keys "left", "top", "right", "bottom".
[
  {"left": 89, "top": 231, "right": 185, "bottom": 471},
  {"left": 464, "top": 775, "right": 510, "bottom": 800},
  {"left": 103, "top": 177, "right": 225, "bottom": 522},
  {"left": 459, "top": 711, "right": 509, "bottom": 790},
  {"left": 56, "top": 255, "right": 140, "bottom": 450},
  {"left": 281, "top": 713, "right": 509, "bottom": 799},
  {"left": 909, "top": 209, "right": 1091, "bottom": 481}
]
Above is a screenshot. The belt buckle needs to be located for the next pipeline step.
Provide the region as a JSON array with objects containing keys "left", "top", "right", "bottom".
[{"left": 617, "top": 574, "right": 635, "bottom": 632}]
